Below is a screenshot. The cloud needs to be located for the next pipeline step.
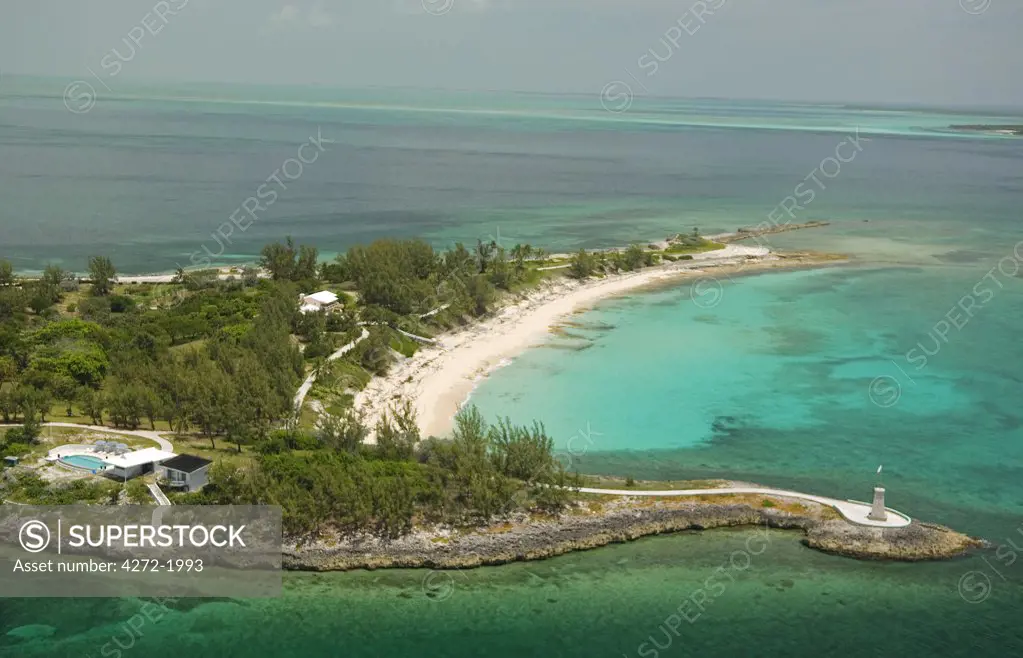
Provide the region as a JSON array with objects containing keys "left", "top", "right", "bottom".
[
  {"left": 307, "top": 3, "right": 335, "bottom": 27},
  {"left": 268, "top": 4, "right": 300, "bottom": 24},
  {"left": 268, "top": 2, "right": 334, "bottom": 29}
]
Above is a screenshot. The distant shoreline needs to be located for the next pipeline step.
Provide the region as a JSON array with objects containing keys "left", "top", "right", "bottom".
[{"left": 948, "top": 124, "right": 1023, "bottom": 136}]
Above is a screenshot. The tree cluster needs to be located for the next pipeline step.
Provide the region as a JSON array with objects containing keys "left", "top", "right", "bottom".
[{"left": 192, "top": 404, "right": 574, "bottom": 537}]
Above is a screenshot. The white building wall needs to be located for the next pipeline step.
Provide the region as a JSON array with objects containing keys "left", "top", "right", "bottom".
[{"left": 188, "top": 467, "right": 210, "bottom": 491}]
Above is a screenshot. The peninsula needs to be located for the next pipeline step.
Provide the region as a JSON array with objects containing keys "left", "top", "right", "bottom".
[
  {"left": 0, "top": 226, "right": 982, "bottom": 570},
  {"left": 948, "top": 124, "right": 1023, "bottom": 137}
]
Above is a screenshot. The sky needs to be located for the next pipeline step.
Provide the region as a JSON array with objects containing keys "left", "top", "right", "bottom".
[{"left": 2, "top": 0, "right": 1022, "bottom": 108}]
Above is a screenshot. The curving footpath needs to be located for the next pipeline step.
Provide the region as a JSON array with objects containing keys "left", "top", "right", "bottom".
[
  {"left": 43, "top": 422, "right": 175, "bottom": 452},
  {"left": 1, "top": 422, "right": 175, "bottom": 451},
  {"left": 575, "top": 485, "right": 912, "bottom": 528},
  {"left": 292, "top": 328, "right": 369, "bottom": 412}
]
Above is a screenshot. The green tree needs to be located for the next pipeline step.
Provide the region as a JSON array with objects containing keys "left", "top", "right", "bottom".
[
  {"left": 621, "top": 244, "right": 650, "bottom": 272},
  {"left": 0, "top": 356, "right": 17, "bottom": 387},
  {"left": 487, "top": 247, "right": 515, "bottom": 290},
  {"left": 568, "top": 249, "right": 596, "bottom": 279},
  {"left": 319, "top": 409, "right": 368, "bottom": 454},
  {"left": 0, "top": 260, "right": 14, "bottom": 287},
  {"left": 475, "top": 239, "right": 497, "bottom": 273},
  {"left": 88, "top": 256, "right": 116, "bottom": 296},
  {"left": 42, "top": 264, "right": 66, "bottom": 288},
  {"left": 78, "top": 387, "right": 105, "bottom": 425},
  {"left": 26, "top": 282, "right": 58, "bottom": 315},
  {"left": 375, "top": 400, "right": 420, "bottom": 461},
  {"left": 260, "top": 237, "right": 298, "bottom": 281},
  {"left": 295, "top": 245, "right": 319, "bottom": 282},
  {"left": 488, "top": 418, "right": 556, "bottom": 482},
  {"left": 510, "top": 244, "right": 533, "bottom": 273},
  {"left": 50, "top": 375, "right": 79, "bottom": 417},
  {"left": 356, "top": 331, "right": 393, "bottom": 376},
  {"left": 464, "top": 274, "right": 496, "bottom": 316}
]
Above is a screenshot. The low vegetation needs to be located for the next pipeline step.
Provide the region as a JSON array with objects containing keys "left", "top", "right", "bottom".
[
  {"left": 0, "top": 229, "right": 727, "bottom": 535},
  {"left": 183, "top": 405, "right": 577, "bottom": 538},
  {"left": 0, "top": 236, "right": 587, "bottom": 533},
  {"left": 566, "top": 229, "right": 724, "bottom": 280}
]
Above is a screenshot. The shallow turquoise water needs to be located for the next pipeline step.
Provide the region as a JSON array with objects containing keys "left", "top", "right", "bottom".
[
  {"left": 4, "top": 530, "right": 1022, "bottom": 658},
  {"left": 471, "top": 262, "right": 1023, "bottom": 536}
]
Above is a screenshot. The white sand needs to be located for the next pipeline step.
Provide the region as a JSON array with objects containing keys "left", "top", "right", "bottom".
[{"left": 355, "top": 245, "right": 771, "bottom": 439}]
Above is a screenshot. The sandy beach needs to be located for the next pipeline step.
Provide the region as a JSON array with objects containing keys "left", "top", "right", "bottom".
[{"left": 354, "top": 244, "right": 842, "bottom": 439}]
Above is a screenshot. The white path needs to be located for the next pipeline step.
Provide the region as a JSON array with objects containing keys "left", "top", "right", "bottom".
[
  {"left": 1, "top": 422, "right": 175, "bottom": 452},
  {"left": 575, "top": 486, "right": 912, "bottom": 528},
  {"left": 42, "top": 422, "right": 175, "bottom": 452},
  {"left": 292, "top": 328, "right": 369, "bottom": 412},
  {"left": 147, "top": 482, "right": 172, "bottom": 506}
]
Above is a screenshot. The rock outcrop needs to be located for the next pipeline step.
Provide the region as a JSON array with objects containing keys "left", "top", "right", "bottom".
[{"left": 283, "top": 496, "right": 981, "bottom": 571}]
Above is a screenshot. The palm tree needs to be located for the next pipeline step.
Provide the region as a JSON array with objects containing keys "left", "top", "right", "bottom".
[
  {"left": 510, "top": 244, "right": 534, "bottom": 271},
  {"left": 475, "top": 239, "right": 497, "bottom": 273}
]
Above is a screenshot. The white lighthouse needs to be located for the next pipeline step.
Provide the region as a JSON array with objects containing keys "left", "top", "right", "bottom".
[
  {"left": 867, "top": 486, "right": 888, "bottom": 521},
  {"left": 867, "top": 464, "right": 888, "bottom": 522}
]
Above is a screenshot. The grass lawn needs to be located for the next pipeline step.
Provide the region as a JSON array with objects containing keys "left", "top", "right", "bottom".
[
  {"left": 41, "top": 403, "right": 178, "bottom": 433},
  {"left": 577, "top": 475, "right": 730, "bottom": 491},
  {"left": 663, "top": 240, "right": 726, "bottom": 255},
  {"left": 167, "top": 433, "right": 257, "bottom": 467}
]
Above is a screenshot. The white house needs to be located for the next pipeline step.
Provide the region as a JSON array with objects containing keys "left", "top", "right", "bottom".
[
  {"left": 157, "top": 454, "right": 213, "bottom": 492},
  {"left": 300, "top": 290, "right": 340, "bottom": 314},
  {"left": 103, "top": 448, "right": 177, "bottom": 481}
]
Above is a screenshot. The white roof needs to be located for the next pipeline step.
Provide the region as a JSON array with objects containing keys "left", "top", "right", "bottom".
[
  {"left": 303, "top": 291, "right": 338, "bottom": 305},
  {"left": 103, "top": 448, "right": 177, "bottom": 469}
]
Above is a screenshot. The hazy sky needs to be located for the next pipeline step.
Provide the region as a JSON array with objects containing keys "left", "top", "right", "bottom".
[{"left": 2, "top": 0, "right": 1021, "bottom": 107}]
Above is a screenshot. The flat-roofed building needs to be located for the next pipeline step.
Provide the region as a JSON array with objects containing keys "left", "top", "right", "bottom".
[
  {"left": 300, "top": 290, "right": 340, "bottom": 314},
  {"left": 157, "top": 454, "right": 214, "bottom": 492},
  {"left": 103, "top": 448, "right": 177, "bottom": 481}
]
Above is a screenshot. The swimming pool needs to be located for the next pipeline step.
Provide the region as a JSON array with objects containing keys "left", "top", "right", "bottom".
[{"left": 59, "top": 454, "right": 108, "bottom": 471}]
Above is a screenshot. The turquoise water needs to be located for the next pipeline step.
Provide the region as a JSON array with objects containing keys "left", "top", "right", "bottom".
[
  {"left": 3, "top": 531, "right": 1022, "bottom": 657},
  {"left": 472, "top": 264, "right": 1023, "bottom": 535},
  {"left": 2, "top": 84, "right": 1023, "bottom": 656},
  {"left": 58, "top": 455, "right": 108, "bottom": 471}
]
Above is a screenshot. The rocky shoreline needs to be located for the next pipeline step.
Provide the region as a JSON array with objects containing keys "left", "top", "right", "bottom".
[{"left": 283, "top": 491, "right": 982, "bottom": 571}]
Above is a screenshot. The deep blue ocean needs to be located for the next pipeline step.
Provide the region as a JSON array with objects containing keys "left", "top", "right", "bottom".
[{"left": 1, "top": 77, "right": 1022, "bottom": 657}]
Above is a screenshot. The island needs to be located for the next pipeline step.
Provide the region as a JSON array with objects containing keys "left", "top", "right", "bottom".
[
  {"left": 948, "top": 124, "right": 1023, "bottom": 137},
  {"left": 0, "top": 227, "right": 982, "bottom": 569}
]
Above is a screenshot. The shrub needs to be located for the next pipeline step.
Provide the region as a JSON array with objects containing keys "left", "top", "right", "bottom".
[
  {"left": 257, "top": 434, "right": 287, "bottom": 455},
  {"left": 3, "top": 422, "right": 39, "bottom": 445},
  {"left": 1, "top": 442, "right": 31, "bottom": 459},
  {"left": 761, "top": 499, "right": 776, "bottom": 508},
  {"left": 125, "top": 479, "right": 151, "bottom": 504},
  {"left": 109, "top": 294, "right": 136, "bottom": 313},
  {"left": 568, "top": 249, "right": 597, "bottom": 279}
]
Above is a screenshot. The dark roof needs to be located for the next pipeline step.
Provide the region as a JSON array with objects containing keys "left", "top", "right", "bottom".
[{"left": 161, "top": 454, "right": 213, "bottom": 473}]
